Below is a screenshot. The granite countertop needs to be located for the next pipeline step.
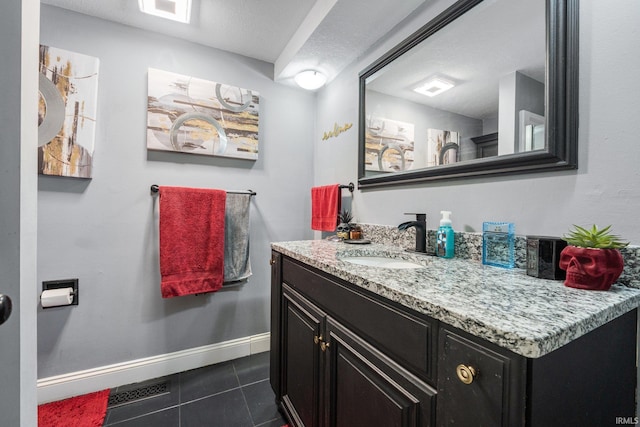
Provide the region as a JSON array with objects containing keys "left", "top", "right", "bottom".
[{"left": 272, "top": 239, "right": 640, "bottom": 358}]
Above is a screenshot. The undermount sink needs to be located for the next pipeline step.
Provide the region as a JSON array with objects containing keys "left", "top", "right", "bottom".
[{"left": 340, "top": 256, "right": 424, "bottom": 269}]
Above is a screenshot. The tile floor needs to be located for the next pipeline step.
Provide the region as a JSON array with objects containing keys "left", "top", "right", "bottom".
[{"left": 102, "top": 351, "right": 287, "bottom": 427}]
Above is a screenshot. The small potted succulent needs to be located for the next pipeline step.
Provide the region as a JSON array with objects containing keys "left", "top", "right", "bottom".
[
  {"left": 559, "top": 224, "right": 629, "bottom": 291},
  {"left": 336, "top": 209, "right": 353, "bottom": 240}
]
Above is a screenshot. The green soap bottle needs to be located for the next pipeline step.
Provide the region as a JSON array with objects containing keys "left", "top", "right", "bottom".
[{"left": 436, "top": 211, "right": 454, "bottom": 259}]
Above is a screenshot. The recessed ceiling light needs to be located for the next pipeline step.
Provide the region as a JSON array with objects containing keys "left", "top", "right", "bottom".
[
  {"left": 294, "top": 70, "right": 327, "bottom": 91},
  {"left": 138, "top": 0, "right": 192, "bottom": 23},
  {"left": 414, "top": 77, "right": 455, "bottom": 97}
]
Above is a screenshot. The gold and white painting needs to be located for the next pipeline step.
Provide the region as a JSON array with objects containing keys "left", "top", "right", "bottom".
[
  {"left": 38, "top": 45, "right": 99, "bottom": 178},
  {"left": 146, "top": 68, "right": 259, "bottom": 160},
  {"left": 364, "top": 116, "right": 414, "bottom": 172},
  {"left": 426, "top": 128, "right": 460, "bottom": 167}
]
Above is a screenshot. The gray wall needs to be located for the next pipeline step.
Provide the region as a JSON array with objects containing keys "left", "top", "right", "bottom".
[
  {"left": 316, "top": 0, "right": 640, "bottom": 244},
  {"left": 37, "top": 5, "right": 315, "bottom": 378}
]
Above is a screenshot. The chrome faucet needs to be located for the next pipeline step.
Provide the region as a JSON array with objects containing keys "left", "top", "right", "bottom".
[{"left": 398, "top": 213, "right": 427, "bottom": 253}]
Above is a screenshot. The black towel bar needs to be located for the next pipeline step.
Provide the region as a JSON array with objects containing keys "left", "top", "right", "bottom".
[
  {"left": 150, "top": 185, "right": 256, "bottom": 196},
  {"left": 339, "top": 183, "right": 355, "bottom": 193}
]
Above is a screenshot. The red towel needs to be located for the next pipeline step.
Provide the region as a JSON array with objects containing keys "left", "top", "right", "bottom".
[
  {"left": 311, "top": 184, "right": 340, "bottom": 231},
  {"left": 159, "top": 186, "right": 226, "bottom": 298}
]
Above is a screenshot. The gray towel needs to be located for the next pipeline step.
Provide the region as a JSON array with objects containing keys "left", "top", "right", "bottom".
[{"left": 223, "top": 193, "right": 252, "bottom": 283}]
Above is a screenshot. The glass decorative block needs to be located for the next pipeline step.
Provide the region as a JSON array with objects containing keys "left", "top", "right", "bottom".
[{"left": 482, "top": 222, "right": 515, "bottom": 268}]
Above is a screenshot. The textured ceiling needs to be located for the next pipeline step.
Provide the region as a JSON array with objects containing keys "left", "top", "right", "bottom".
[
  {"left": 40, "top": 0, "right": 427, "bottom": 88},
  {"left": 367, "top": 0, "right": 545, "bottom": 119},
  {"left": 40, "top": 0, "right": 316, "bottom": 63}
]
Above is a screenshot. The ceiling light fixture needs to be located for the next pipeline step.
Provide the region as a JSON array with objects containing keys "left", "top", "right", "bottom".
[
  {"left": 414, "top": 77, "right": 455, "bottom": 97},
  {"left": 294, "top": 70, "right": 327, "bottom": 91},
  {"left": 138, "top": 0, "right": 192, "bottom": 23}
]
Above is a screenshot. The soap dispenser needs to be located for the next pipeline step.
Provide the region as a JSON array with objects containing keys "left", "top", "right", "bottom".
[{"left": 436, "top": 211, "right": 454, "bottom": 258}]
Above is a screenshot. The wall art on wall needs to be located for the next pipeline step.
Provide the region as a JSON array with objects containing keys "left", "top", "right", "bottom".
[
  {"left": 322, "top": 122, "right": 352, "bottom": 141},
  {"left": 427, "top": 128, "right": 460, "bottom": 167},
  {"left": 364, "top": 116, "right": 414, "bottom": 172},
  {"left": 146, "top": 68, "right": 260, "bottom": 160},
  {"left": 38, "top": 45, "right": 99, "bottom": 178}
]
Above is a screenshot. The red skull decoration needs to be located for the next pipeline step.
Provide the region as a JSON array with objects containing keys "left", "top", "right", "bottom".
[{"left": 559, "top": 246, "right": 624, "bottom": 291}]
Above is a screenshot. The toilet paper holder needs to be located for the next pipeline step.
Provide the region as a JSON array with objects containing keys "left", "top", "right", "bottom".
[{"left": 42, "top": 278, "right": 79, "bottom": 308}]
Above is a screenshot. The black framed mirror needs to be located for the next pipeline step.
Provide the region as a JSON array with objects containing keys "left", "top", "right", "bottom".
[{"left": 358, "top": 0, "right": 578, "bottom": 188}]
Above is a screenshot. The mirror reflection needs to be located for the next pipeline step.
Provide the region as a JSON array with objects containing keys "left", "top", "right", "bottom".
[
  {"left": 358, "top": 0, "right": 578, "bottom": 188},
  {"left": 364, "top": 0, "right": 544, "bottom": 176}
]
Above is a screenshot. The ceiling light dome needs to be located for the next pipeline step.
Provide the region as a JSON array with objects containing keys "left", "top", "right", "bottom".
[{"left": 294, "top": 70, "right": 327, "bottom": 90}]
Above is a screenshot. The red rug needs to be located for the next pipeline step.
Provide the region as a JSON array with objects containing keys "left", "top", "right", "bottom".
[{"left": 38, "top": 389, "right": 110, "bottom": 427}]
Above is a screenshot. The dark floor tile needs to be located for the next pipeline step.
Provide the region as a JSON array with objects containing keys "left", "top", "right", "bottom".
[
  {"left": 255, "top": 417, "right": 289, "bottom": 427},
  {"left": 180, "top": 359, "right": 239, "bottom": 403},
  {"left": 181, "top": 388, "right": 254, "bottom": 427},
  {"left": 104, "top": 406, "right": 179, "bottom": 426},
  {"left": 242, "top": 379, "right": 282, "bottom": 426},
  {"left": 234, "top": 351, "right": 270, "bottom": 385},
  {"left": 101, "top": 352, "right": 277, "bottom": 426},
  {"left": 105, "top": 375, "right": 179, "bottom": 425}
]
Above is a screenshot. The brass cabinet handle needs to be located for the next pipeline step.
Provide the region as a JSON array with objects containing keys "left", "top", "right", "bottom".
[
  {"left": 269, "top": 258, "right": 276, "bottom": 265},
  {"left": 456, "top": 364, "right": 477, "bottom": 385},
  {"left": 314, "top": 335, "right": 330, "bottom": 351}
]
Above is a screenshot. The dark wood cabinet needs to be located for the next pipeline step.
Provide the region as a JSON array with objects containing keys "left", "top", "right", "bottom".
[
  {"left": 325, "top": 317, "right": 435, "bottom": 427},
  {"left": 437, "top": 328, "right": 526, "bottom": 426},
  {"left": 280, "top": 283, "right": 436, "bottom": 427},
  {"left": 271, "top": 251, "right": 638, "bottom": 427},
  {"left": 281, "top": 284, "right": 324, "bottom": 427},
  {"left": 471, "top": 132, "right": 499, "bottom": 158},
  {"left": 274, "top": 254, "right": 436, "bottom": 427}
]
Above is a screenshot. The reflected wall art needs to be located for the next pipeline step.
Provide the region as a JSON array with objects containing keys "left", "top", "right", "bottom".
[
  {"left": 364, "top": 116, "right": 414, "bottom": 172},
  {"left": 426, "top": 128, "right": 460, "bottom": 167}
]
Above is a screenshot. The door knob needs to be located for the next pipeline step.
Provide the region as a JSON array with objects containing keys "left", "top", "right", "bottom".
[{"left": 0, "top": 294, "right": 13, "bottom": 326}]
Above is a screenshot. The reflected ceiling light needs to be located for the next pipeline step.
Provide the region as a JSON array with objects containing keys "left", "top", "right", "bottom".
[
  {"left": 138, "top": 0, "right": 192, "bottom": 23},
  {"left": 414, "top": 77, "right": 455, "bottom": 97},
  {"left": 294, "top": 70, "right": 327, "bottom": 90}
]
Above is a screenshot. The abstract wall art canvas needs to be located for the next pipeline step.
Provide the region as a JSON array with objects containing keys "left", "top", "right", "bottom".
[
  {"left": 38, "top": 45, "right": 99, "bottom": 178},
  {"left": 364, "top": 116, "right": 414, "bottom": 172},
  {"left": 426, "top": 128, "right": 460, "bottom": 167},
  {"left": 146, "top": 68, "right": 260, "bottom": 160}
]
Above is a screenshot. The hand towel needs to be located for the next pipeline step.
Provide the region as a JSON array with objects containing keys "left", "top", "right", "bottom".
[
  {"left": 224, "top": 193, "right": 252, "bottom": 283},
  {"left": 159, "top": 186, "right": 226, "bottom": 298},
  {"left": 311, "top": 184, "right": 340, "bottom": 232}
]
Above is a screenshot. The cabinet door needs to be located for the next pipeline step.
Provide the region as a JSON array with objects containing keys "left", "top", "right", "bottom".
[
  {"left": 282, "top": 257, "right": 437, "bottom": 384},
  {"left": 281, "top": 284, "right": 324, "bottom": 427},
  {"left": 437, "top": 327, "right": 525, "bottom": 427},
  {"left": 325, "top": 317, "right": 436, "bottom": 427}
]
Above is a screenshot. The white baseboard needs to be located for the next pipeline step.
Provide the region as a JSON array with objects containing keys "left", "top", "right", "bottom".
[{"left": 37, "top": 332, "right": 271, "bottom": 404}]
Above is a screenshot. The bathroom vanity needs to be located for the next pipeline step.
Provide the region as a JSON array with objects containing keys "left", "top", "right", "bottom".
[{"left": 269, "top": 240, "right": 640, "bottom": 427}]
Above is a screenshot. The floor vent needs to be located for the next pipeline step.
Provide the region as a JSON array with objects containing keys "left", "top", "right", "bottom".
[{"left": 107, "top": 380, "right": 169, "bottom": 408}]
